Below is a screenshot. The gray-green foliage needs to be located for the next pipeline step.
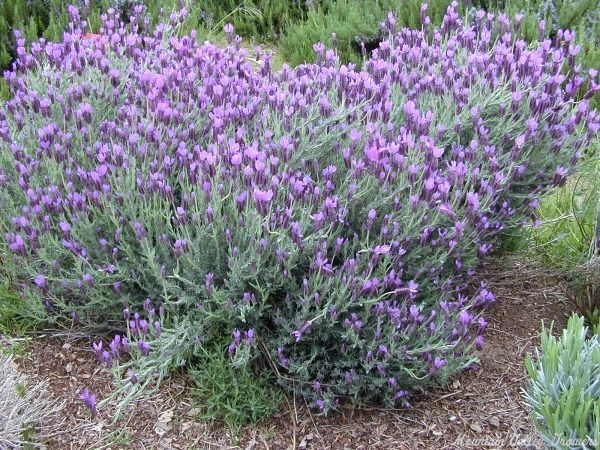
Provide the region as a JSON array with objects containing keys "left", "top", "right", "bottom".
[
  {"left": 524, "top": 315, "right": 600, "bottom": 450},
  {"left": 0, "top": 354, "right": 64, "bottom": 448}
]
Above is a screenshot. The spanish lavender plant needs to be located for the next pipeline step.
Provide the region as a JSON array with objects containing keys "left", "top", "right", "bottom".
[{"left": 0, "top": 2, "right": 598, "bottom": 414}]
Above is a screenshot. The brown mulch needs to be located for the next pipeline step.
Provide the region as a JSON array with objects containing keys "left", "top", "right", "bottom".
[{"left": 2, "top": 255, "right": 574, "bottom": 450}]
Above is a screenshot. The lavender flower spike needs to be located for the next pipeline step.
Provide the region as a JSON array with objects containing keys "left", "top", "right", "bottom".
[{"left": 79, "top": 387, "right": 97, "bottom": 417}]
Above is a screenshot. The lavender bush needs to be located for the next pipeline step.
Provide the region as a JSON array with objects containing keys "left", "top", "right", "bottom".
[{"left": 0, "top": 3, "right": 598, "bottom": 413}]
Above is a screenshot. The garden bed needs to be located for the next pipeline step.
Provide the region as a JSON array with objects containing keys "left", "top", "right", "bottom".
[
  {"left": 1, "top": 3, "right": 598, "bottom": 448},
  {"left": 2, "top": 255, "right": 572, "bottom": 449}
]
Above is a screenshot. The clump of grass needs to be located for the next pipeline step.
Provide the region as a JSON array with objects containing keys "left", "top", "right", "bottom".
[
  {"left": 188, "top": 341, "right": 283, "bottom": 433},
  {"left": 0, "top": 283, "right": 46, "bottom": 336}
]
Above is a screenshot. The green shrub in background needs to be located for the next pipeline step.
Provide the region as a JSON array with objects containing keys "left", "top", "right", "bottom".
[
  {"left": 0, "top": 240, "right": 46, "bottom": 335},
  {"left": 532, "top": 156, "right": 600, "bottom": 270},
  {"left": 279, "top": 0, "right": 452, "bottom": 67},
  {"left": 526, "top": 136, "right": 600, "bottom": 327},
  {"left": 523, "top": 315, "right": 600, "bottom": 450},
  {"left": 190, "top": 0, "right": 307, "bottom": 42},
  {"left": 280, "top": 0, "right": 389, "bottom": 67},
  {"left": 0, "top": 282, "right": 46, "bottom": 336}
]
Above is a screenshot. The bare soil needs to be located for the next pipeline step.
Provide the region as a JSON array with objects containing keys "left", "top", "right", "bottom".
[{"left": 2, "top": 255, "right": 575, "bottom": 450}]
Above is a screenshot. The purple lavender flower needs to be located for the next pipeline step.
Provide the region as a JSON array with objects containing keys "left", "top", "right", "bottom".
[
  {"left": 79, "top": 387, "right": 97, "bottom": 417},
  {"left": 475, "top": 289, "right": 496, "bottom": 307},
  {"left": 458, "top": 310, "right": 472, "bottom": 327},
  {"left": 466, "top": 192, "right": 480, "bottom": 214},
  {"left": 438, "top": 203, "right": 456, "bottom": 219},
  {"left": 475, "top": 335, "right": 485, "bottom": 350},
  {"left": 173, "top": 239, "right": 189, "bottom": 257},
  {"left": 553, "top": 166, "right": 569, "bottom": 186},
  {"left": 253, "top": 189, "right": 273, "bottom": 203},
  {"left": 33, "top": 274, "right": 47, "bottom": 291},
  {"left": 373, "top": 244, "right": 391, "bottom": 255},
  {"left": 205, "top": 272, "right": 214, "bottom": 294},
  {"left": 377, "top": 344, "right": 389, "bottom": 358},
  {"left": 223, "top": 23, "right": 234, "bottom": 43},
  {"left": 7, "top": 234, "right": 25, "bottom": 255},
  {"left": 59, "top": 221, "right": 72, "bottom": 237},
  {"left": 82, "top": 273, "right": 94, "bottom": 287},
  {"left": 292, "top": 321, "right": 312, "bottom": 343},
  {"left": 92, "top": 341, "right": 103, "bottom": 360},
  {"left": 128, "top": 369, "right": 138, "bottom": 384},
  {"left": 133, "top": 221, "right": 147, "bottom": 240},
  {"left": 137, "top": 340, "right": 151, "bottom": 356},
  {"left": 477, "top": 317, "right": 488, "bottom": 333},
  {"left": 100, "top": 350, "right": 111, "bottom": 365},
  {"left": 139, "top": 319, "right": 149, "bottom": 334},
  {"left": 245, "top": 329, "right": 255, "bottom": 346},
  {"left": 434, "top": 357, "right": 447, "bottom": 370},
  {"left": 109, "top": 335, "right": 122, "bottom": 357}
]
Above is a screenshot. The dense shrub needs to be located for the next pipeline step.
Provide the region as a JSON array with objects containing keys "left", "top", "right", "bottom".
[
  {"left": 0, "top": 3, "right": 599, "bottom": 414},
  {"left": 524, "top": 315, "right": 600, "bottom": 450},
  {"left": 511, "top": 0, "right": 600, "bottom": 326}
]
